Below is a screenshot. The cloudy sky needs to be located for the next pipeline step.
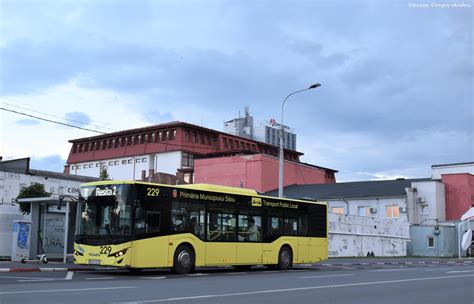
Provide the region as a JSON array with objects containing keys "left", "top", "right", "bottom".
[{"left": 0, "top": 0, "right": 472, "bottom": 181}]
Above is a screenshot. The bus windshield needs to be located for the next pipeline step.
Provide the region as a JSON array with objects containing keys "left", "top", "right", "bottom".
[{"left": 76, "top": 184, "right": 132, "bottom": 244}]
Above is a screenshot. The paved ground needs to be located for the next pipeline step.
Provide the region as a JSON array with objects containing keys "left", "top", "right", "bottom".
[
  {"left": 1, "top": 257, "right": 472, "bottom": 272},
  {"left": 0, "top": 260, "right": 473, "bottom": 304}
]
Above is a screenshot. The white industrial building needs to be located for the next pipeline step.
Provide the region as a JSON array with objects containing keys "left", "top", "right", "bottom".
[{"left": 0, "top": 158, "right": 97, "bottom": 258}]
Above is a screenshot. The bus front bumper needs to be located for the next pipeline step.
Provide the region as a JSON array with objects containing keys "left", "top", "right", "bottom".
[{"left": 74, "top": 242, "right": 132, "bottom": 267}]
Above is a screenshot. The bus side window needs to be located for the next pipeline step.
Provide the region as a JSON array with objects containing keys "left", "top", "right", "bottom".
[
  {"left": 284, "top": 218, "right": 298, "bottom": 236},
  {"left": 298, "top": 215, "right": 308, "bottom": 236},
  {"left": 146, "top": 212, "right": 161, "bottom": 233}
]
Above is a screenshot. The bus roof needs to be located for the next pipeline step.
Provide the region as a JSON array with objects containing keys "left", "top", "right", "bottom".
[{"left": 80, "top": 180, "right": 327, "bottom": 206}]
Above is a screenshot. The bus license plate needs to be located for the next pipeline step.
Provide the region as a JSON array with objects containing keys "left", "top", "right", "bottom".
[{"left": 88, "top": 259, "right": 101, "bottom": 265}]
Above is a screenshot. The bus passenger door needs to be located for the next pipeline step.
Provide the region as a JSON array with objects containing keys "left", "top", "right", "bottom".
[
  {"left": 236, "top": 214, "right": 263, "bottom": 264},
  {"left": 205, "top": 211, "right": 237, "bottom": 265}
]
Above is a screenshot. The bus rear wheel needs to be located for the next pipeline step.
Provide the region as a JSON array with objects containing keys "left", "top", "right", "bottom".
[
  {"left": 172, "top": 245, "right": 195, "bottom": 274},
  {"left": 278, "top": 246, "right": 292, "bottom": 270}
]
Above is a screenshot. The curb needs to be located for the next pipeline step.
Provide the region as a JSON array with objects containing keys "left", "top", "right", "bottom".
[
  {"left": 322, "top": 260, "right": 473, "bottom": 267},
  {"left": 0, "top": 267, "right": 115, "bottom": 273}
]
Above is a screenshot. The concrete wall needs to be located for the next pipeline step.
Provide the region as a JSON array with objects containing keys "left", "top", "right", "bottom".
[
  {"left": 69, "top": 151, "right": 183, "bottom": 180},
  {"left": 432, "top": 163, "right": 474, "bottom": 179},
  {"left": 409, "top": 180, "right": 446, "bottom": 224},
  {"left": 194, "top": 154, "right": 333, "bottom": 193},
  {"left": 0, "top": 171, "right": 83, "bottom": 257},
  {"left": 408, "top": 224, "right": 458, "bottom": 257},
  {"left": 327, "top": 197, "right": 409, "bottom": 222},
  {"left": 328, "top": 213, "right": 409, "bottom": 257},
  {"left": 155, "top": 151, "right": 182, "bottom": 176},
  {"left": 441, "top": 174, "right": 474, "bottom": 220}
]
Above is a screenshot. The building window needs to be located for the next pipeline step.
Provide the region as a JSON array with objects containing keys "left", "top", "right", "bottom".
[
  {"left": 77, "top": 165, "right": 81, "bottom": 169},
  {"left": 96, "top": 163, "right": 101, "bottom": 167},
  {"left": 171, "top": 129, "right": 176, "bottom": 140},
  {"left": 151, "top": 133, "right": 155, "bottom": 143},
  {"left": 223, "top": 138, "right": 228, "bottom": 148},
  {"left": 109, "top": 161, "right": 114, "bottom": 166},
  {"left": 427, "top": 236, "right": 435, "bottom": 248},
  {"left": 386, "top": 205, "right": 399, "bottom": 218},
  {"left": 185, "top": 131, "right": 190, "bottom": 141},
  {"left": 128, "top": 159, "right": 133, "bottom": 164},
  {"left": 331, "top": 207, "right": 345, "bottom": 215},
  {"left": 182, "top": 152, "right": 194, "bottom": 168},
  {"left": 136, "top": 158, "right": 141, "bottom": 163},
  {"left": 114, "top": 161, "right": 119, "bottom": 165},
  {"left": 122, "top": 160, "right": 127, "bottom": 164},
  {"left": 142, "top": 157, "right": 147, "bottom": 162},
  {"left": 358, "top": 207, "right": 371, "bottom": 217}
]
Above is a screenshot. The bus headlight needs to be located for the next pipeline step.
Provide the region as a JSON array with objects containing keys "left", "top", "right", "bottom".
[
  {"left": 74, "top": 250, "right": 84, "bottom": 256},
  {"left": 108, "top": 248, "right": 128, "bottom": 258}
]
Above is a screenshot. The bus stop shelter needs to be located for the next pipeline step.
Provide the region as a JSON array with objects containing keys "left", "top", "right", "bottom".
[{"left": 16, "top": 196, "right": 77, "bottom": 263}]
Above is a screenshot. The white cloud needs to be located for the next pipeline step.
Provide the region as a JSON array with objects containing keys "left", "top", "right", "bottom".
[{"left": 0, "top": 79, "right": 148, "bottom": 160}]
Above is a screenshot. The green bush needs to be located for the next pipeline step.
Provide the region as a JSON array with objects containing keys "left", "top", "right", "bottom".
[{"left": 17, "top": 183, "right": 50, "bottom": 214}]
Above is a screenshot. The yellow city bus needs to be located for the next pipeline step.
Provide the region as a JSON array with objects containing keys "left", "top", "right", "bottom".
[{"left": 74, "top": 181, "right": 328, "bottom": 273}]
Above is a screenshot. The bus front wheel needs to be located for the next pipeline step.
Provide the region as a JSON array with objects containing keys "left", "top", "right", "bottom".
[
  {"left": 172, "top": 245, "right": 195, "bottom": 274},
  {"left": 278, "top": 246, "right": 292, "bottom": 270}
]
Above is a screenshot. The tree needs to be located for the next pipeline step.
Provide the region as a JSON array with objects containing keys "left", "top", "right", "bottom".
[
  {"left": 99, "top": 165, "right": 110, "bottom": 180},
  {"left": 17, "top": 183, "right": 50, "bottom": 215}
]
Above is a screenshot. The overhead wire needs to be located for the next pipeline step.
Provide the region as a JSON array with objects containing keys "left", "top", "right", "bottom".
[
  {"left": 0, "top": 100, "right": 118, "bottom": 132},
  {"left": 1, "top": 107, "right": 107, "bottom": 134}
]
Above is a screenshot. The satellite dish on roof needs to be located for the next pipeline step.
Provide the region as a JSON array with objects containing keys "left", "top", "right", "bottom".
[{"left": 462, "top": 229, "right": 472, "bottom": 251}]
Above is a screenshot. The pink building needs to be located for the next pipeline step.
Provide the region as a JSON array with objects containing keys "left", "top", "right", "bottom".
[
  {"left": 441, "top": 173, "right": 474, "bottom": 220},
  {"left": 194, "top": 154, "right": 336, "bottom": 193}
]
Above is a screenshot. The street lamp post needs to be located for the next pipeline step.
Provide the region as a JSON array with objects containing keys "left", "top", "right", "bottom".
[{"left": 278, "top": 83, "right": 321, "bottom": 198}]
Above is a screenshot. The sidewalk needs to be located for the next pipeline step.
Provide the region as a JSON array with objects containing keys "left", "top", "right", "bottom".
[{"left": 0, "top": 257, "right": 472, "bottom": 273}]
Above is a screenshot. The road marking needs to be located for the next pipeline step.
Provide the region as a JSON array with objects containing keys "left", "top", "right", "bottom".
[
  {"left": 0, "top": 275, "right": 54, "bottom": 280},
  {"left": 300, "top": 274, "right": 354, "bottom": 279},
  {"left": 341, "top": 267, "right": 357, "bottom": 270},
  {"left": 18, "top": 279, "right": 57, "bottom": 282},
  {"left": 187, "top": 273, "right": 209, "bottom": 276},
  {"left": 0, "top": 286, "right": 136, "bottom": 295},
  {"left": 446, "top": 270, "right": 474, "bottom": 273},
  {"left": 424, "top": 268, "right": 454, "bottom": 272},
  {"left": 370, "top": 268, "right": 416, "bottom": 272},
  {"left": 140, "top": 276, "right": 166, "bottom": 280},
  {"left": 113, "top": 274, "right": 474, "bottom": 303},
  {"left": 84, "top": 277, "right": 115, "bottom": 280},
  {"left": 65, "top": 271, "right": 74, "bottom": 280},
  {"left": 262, "top": 270, "right": 281, "bottom": 273},
  {"left": 227, "top": 272, "right": 247, "bottom": 275}
]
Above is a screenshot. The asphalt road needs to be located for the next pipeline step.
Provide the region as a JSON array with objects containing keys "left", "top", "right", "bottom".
[{"left": 1, "top": 263, "right": 473, "bottom": 304}]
